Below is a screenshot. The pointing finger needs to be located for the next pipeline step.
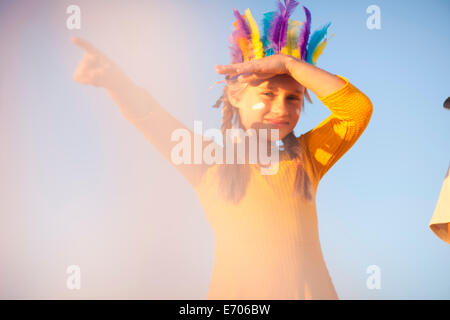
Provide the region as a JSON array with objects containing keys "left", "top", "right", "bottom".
[{"left": 72, "top": 36, "right": 102, "bottom": 55}]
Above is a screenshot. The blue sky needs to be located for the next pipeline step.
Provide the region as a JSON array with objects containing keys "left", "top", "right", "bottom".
[{"left": 0, "top": 0, "right": 449, "bottom": 299}]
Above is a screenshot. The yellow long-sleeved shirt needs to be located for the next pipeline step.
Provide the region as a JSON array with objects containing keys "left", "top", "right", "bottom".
[
  {"left": 192, "top": 75, "right": 373, "bottom": 299},
  {"left": 119, "top": 74, "right": 373, "bottom": 299}
]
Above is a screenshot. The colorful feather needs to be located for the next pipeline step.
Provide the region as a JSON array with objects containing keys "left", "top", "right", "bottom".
[
  {"left": 298, "top": 6, "right": 311, "bottom": 61},
  {"left": 269, "top": 0, "right": 299, "bottom": 54},
  {"left": 262, "top": 11, "right": 276, "bottom": 56},
  {"left": 233, "top": 9, "right": 251, "bottom": 39},
  {"left": 281, "top": 19, "right": 303, "bottom": 58},
  {"left": 226, "top": 4, "right": 333, "bottom": 67},
  {"left": 244, "top": 8, "right": 265, "bottom": 60},
  {"left": 306, "top": 22, "right": 331, "bottom": 64},
  {"left": 228, "top": 31, "right": 243, "bottom": 63},
  {"left": 237, "top": 36, "right": 252, "bottom": 61},
  {"left": 232, "top": 9, "right": 253, "bottom": 61},
  {"left": 311, "top": 32, "right": 335, "bottom": 65}
]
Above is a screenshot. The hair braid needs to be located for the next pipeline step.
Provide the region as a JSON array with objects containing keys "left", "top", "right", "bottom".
[
  {"left": 211, "top": 86, "right": 251, "bottom": 204},
  {"left": 211, "top": 94, "right": 223, "bottom": 109},
  {"left": 282, "top": 131, "right": 314, "bottom": 201}
]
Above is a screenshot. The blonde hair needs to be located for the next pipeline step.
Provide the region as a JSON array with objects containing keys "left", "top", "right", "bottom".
[{"left": 211, "top": 77, "right": 315, "bottom": 204}]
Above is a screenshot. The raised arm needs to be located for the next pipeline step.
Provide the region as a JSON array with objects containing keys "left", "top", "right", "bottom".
[
  {"left": 286, "top": 58, "right": 373, "bottom": 183},
  {"left": 72, "top": 37, "right": 213, "bottom": 187},
  {"left": 215, "top": 54, "right": 373, "bottom": 184}
]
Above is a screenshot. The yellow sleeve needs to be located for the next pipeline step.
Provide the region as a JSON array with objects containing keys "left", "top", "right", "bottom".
[
  {"left": 429, "top": 167, "right": 450, "bottom": 244},
  {"left": 300, "top": 75, "right": 373, "bottom": 184}
]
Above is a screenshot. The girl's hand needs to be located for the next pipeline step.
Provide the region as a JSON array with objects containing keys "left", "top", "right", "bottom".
[
  {"left": 72, "top": 36, "right": 128, "bottom": 90},
  {"left": 214, "top": 54, "right": 297, "bottom": 83}
]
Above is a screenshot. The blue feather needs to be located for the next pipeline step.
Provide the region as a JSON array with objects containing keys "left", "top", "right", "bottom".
[
  {"left": 306, "top": 22, "right": 331, "bottom": 64},
  {"left": 262, "top": 12, "right": 276, "bottom": 48},
  {"left": 262, "top": 11, "right": 277, "bottom": 56}
]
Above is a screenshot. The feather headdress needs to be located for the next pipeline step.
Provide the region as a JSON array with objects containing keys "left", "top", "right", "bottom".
[
  {"left": 221, "top": 1, "right": 335, "bottom": 103},
  {"left": 212, "top": 1, "right": 334, "bottom": 103},
  {"left": 229, "top": 1, "right": 333, "bottom": 66}
]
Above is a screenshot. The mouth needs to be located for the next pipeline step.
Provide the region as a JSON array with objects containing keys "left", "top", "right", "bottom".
[{"left": 263, "top": 118, "right": 290, "bottom": 127}]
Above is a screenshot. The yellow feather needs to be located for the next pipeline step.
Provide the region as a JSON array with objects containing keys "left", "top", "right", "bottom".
[
  {"left": 244, "top": 8, "right": 264, "bottom": 60},
  {"left": 312, "top": 33, "right": 335, "bottom": 65},
  {"left": 281, "top": 19, "right": 303, "bottom": 59}
]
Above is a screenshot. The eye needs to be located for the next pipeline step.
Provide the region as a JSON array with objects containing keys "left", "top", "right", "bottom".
[
  {"left": 287, "top": 95, "right": 300, "bottom": 101},
  {"left": 262, "top": 92, "right": 274, "bottom": 97}
]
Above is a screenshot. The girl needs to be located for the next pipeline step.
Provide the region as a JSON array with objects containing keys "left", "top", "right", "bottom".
[{"left": 72, "top": 2, "right": 373, "bottom": 299}]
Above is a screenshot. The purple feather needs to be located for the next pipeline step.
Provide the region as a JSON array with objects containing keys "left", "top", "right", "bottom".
[
  {"left": 228, "top": 9, "right": 251, "bottom": 63},
  {"left": 284, "top": 0, "right": 300, "bottom": 16},
  {"left": 228, "top": 31, "right": 243, "bottom": 63},
  {"left": 233, "top": 9, "right": 251, "bottom": 39},
  {"left": 269, "top": 13, "right": 283, "bottom": 53},
  {"left": 298, "top": 6, "right": 311, "bottom": 61},
  {"left": 269, "top": 0, "right": 299, "bottom": 53},
  {"left": 277, "top": 0, "right": 285, "bottom": 14}
]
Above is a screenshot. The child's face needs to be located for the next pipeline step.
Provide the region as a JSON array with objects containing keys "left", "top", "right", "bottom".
[{"left": 228, "top": 74, "right": 304, "bottom": 141}]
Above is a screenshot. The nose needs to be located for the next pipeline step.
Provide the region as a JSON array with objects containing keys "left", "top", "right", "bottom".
[{"left": 270, "top": 96, "right": 289, "bottom": 117}]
